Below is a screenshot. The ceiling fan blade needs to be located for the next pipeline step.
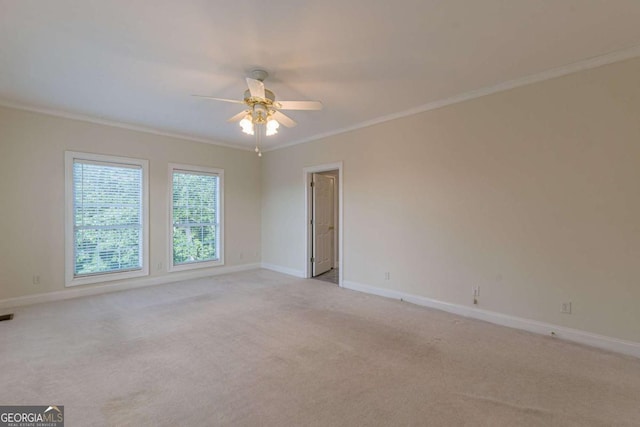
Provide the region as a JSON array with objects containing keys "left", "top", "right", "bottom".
[
  {"left": 192, "top": 95, "right": 245, "bottom": 104},
  {"left": 227, "top": 110, "right": 248, "bottom": 123},
  {"left": 275, "top": 100, "right": 323, "bottom": 111},
  {"left": 246, "top": 78, "right": 266, "bottom": 99},
  {"left": 272, "top": 110, "right": 297, "bottom": 128}
]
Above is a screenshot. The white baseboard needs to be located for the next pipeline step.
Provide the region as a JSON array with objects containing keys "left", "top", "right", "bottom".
[
  {"left": 5, "top": 266, "right": 636, "bottom": 359},
  {"left": 261, "top": 263, "right": 306, "bottom": 278},
  {"left": 342, "top": 280, "right": 640, "bottom": 359},
  {"left": 0, "top": 263, "right": 261, "bottom": 310}
]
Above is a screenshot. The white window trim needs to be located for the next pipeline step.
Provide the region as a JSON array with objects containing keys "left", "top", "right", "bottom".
[
  {"left": 64, "top": 151, "right": 149, "bottom": 287},
  {"left": 168, "top": 163, "right": 224, "bottom": 273}
]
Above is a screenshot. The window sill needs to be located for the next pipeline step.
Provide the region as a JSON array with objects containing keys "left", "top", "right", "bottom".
[
  {"left": 65, "top": 268, "right": 149, "bottom": 287},
  {"left": 168, "top": 259, "right": 224, "bottom": 273}
]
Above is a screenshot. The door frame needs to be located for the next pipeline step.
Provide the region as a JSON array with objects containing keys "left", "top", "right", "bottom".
[{"left": 304, "top": 162, "right": 343, "bottom": 286}]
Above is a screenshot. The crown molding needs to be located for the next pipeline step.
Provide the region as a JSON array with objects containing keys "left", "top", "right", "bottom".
[
  {"left": 3, "top": 43, "right": 640, "bottom": 154},
  {"left": 0, "top": 99, "right": 253, "bottom": 152},
  {"left": 266, "top": 44, "right": 640, "bottom": 152}
]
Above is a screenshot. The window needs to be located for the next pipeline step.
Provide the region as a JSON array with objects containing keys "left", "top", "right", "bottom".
[
  {"left": 65, "top": 152, "right": 149, "bottom": 286},
  {"left": 169, "top": 164, "right": 224, "bottom": 271}
]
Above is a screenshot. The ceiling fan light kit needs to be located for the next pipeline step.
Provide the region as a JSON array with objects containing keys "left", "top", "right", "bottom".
[{"left": 193, "top": 69, "right": 323, "bottom": 156}]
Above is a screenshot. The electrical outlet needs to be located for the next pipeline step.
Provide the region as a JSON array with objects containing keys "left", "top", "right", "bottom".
[
  {"left": 239, "top": 251, "right": 244, "bottom": 260},
  {"left": 472, "top": 286, "right": 480, "bottom": 305},
  {"left": 384, "top": 272, "right": 390, "bottom": 280},
  {"left": 561, "top": 302, "right": 572, "bottom": 314},
  {"left": 32, "top": 275, "right": 40, "bottom": 285},
  {"left": 157, "top": 262, "right": 163, "bottom": 271}
]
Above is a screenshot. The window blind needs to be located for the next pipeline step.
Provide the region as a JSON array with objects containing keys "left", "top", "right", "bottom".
[
  {"left": 172, "top": 170, "right": 219, "bottom": 265},
  {"left": 73, "top": 160, "right": 143, "bottom": 276}
]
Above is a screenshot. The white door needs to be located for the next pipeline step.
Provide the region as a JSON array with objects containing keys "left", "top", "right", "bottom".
[{"left": 312, "top": 173, "right": 333, "bottom": 276}]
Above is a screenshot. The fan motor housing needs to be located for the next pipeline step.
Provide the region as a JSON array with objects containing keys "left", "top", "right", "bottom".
[{"left": 244, "top": 89, "right": 275, "bottom": 103}]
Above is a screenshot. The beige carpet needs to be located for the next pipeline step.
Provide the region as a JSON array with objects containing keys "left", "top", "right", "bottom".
[{"left": 1, "top": 269, "right": 639, "bottom": 426}]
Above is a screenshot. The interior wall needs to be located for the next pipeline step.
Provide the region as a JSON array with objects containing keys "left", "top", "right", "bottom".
[
  {"left": 0, "top": 106, "right": 261, "bottom": 301},
  {"left": 261, "top": 57, "right": 640, "bottom": 343}
]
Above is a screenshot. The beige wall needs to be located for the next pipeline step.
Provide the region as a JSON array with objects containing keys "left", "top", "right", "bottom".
[
  {"left": 261, "top": 57, "right": 640, "bottom": 343},
  {"left": 0, "top": 107, "right": 261, "bottom": 300},
  {"left": 2, "top": 57, "right": 639, "bottom": 343}
]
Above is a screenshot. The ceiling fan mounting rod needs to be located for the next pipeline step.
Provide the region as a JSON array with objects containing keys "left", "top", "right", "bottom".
[{"left": 250, "top": 69, "right": 269, "bottom": 82}]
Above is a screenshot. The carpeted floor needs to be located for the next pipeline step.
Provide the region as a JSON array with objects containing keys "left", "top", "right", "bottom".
[
  {"left": 313, "top": 267, "right": 339, "bottom": 284},
  {"left": 1, "top": 269, "right": 639, "bottom": 426}
]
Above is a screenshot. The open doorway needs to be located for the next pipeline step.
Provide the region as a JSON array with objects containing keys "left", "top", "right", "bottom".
[{"left": 304, "top": 162, "right": 343, "bottom": 286}]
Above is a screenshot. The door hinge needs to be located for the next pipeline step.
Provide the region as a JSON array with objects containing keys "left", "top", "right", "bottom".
[
  {"left": 311, "top": 181, "right": 315, "bottom": 187},
  {"left": 311, "top": 257, "right": 315, "bottom": 262},
  {"left": 310, "top": 219, "right": 313, "bottom": 225}
]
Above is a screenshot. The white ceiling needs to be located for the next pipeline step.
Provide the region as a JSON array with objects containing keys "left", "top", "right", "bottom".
[{"left": 2, "top": 1, "right": 640, "bottom": 151}]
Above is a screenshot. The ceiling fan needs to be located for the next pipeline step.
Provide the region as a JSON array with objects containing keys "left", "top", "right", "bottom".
[{"left": 193, "top": 69, "right": 323, "bottom": 156}]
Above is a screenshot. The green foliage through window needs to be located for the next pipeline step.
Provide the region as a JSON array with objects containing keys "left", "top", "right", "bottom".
[
  {"left": 172, "top": 171, "right": 219, "bottom": 265},
  {"left": 73, "top": 161, "right": 143, "bottom": 276}
]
